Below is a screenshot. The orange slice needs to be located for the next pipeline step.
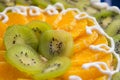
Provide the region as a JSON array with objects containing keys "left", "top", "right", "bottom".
[
  {"left": 0, "top": 38, "right": 2, "bottom": 49},
  {"left": 55, "top": 11, "right": 76, "bottom": 30},
  {"left": 70, "top": 19, "right": 87, "bottom": 39},
  {"left": 0, "top": 62, "right": 31, "bottom": 80},
  {"left": 0, "top": 38, "right": 5, "bottom": 50},
  {"left": 0, "top": 51, "right": 5, "bottom": 61},
  {"left": 0, "top": 21, "right": 8, "bottom": 38},
  {"left": 45, "top": 13, "right": 61, "bottom": 29},
  {"left": 95, "top": 76, "right": 107, "bottom": 80},
  {"left": 17, "top": 78, "right": 31, "bottom": 80},
  {"left": 6, "top": 12, "right": 28, "bottom": 26},
  {"left": 62, "top": 35, "right": 112, "bottom": 80},
  {"left": 74, "top": 31, "right": 98, "bottom": 53},
  {"left": 26, "top": 12, "right": 45, "bottom": 22}
]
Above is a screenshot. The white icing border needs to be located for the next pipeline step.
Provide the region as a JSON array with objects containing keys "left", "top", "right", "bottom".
[{"left": 90, "top": 0, "right": 120, "bottom": 14}]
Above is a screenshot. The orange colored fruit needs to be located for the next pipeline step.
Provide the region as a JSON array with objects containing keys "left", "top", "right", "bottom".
[
  {"left": 0, "top": 51, "right": 5, "bottom": 61},
  {"left": 95, "top": 76, "right": 107, "bottom": 80},
  {"left": 70, "top": 19, "right": 87, "bottom": 39},
  {"left": 45, "top": 13, "right": 61, "bottom": 29},
  {"left": 54, "top": 11, "right": 76, "bottom": 30},
  {"left": 0, "top": 21, "right": 7, "bottom": 38},
  {"left": 62, "top": 35, "right": 112, "bottom": 80},
  {"left": 74, "top": 31, "right": 98, "bottom": 53},
  {"left": 17, "top": 78, "right": 31, "bottom": 80},
  {"left": 6, "top": 12, "right": 28, "bottom": 26},
  {"left": 26, "top": 12, "right": 45, "bottom": 22},
  {"left": 0, "top": 62, "right": 31, "bottom": 80},
  {"left": 0, "top": 38, "right": 5, "bottom": 50}
]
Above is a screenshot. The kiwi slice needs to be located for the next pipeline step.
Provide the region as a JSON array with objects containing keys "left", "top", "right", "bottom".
[
  {"left": 0, "top": 3, "right": 6, "bottom": 12},
  {"left": 112, "top": 72, "right": 120, "bottom": 80},
  {"left": 113, "top": 34, "right": 120, "bottom": 54},
  {"left": 15, "top": 0, "right": 32, "bottom": 5},
  {"left": 5, "top": 44, "right": 44, "bottom": 74},
  {"left": 51, "top": 0, "right": 90, "bottom": 11},
  {"left": 94, "top": 10, "right": 118, "bottom": 29},
  {"left": 4, "top": 25, "right": 38, "bottom": 50},
  {"left": 26, "top": 20, "right": 51, "bottom": 40},
  {"left": 105, "top": 19, "right": 120, "bottom": 37},
  {"left": 33, "top": 56, "right": 71, "bottom": 80},
  {"left": 32, "top": 0, "right": 51, "bottom": 8},
  {"left": 39, "top": 30, "right": 74, "bottom": 59},
  {"left": 83, "top": 5, "right": 100, "bottom": 15}
]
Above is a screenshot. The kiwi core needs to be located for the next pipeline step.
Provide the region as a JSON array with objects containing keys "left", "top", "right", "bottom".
[
  {"left": 16, "top": 51, "right": 37, "bottom": 66},
  {"left": 43, "top": 63, "right": 61, "bottom": 73},
  {"left": 49, "top": 37, "right": 63, "bottom": 55}
]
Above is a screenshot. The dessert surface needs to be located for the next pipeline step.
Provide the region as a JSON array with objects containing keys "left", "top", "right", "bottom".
[{"left": 0, "top": 1, "right": 120, "bottom": 80}]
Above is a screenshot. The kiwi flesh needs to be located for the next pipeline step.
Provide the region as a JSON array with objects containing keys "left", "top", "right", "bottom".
[
  {"left": 51, "top": 0, "right": 90, "bottom": 11},
  {"left": 105, "top": 19, "right": 120, "bottom": 37},
  {"left": 4, "top": 25, "right": 38, "bottom": 50},
  {"left": 26, "top": 20, "right": 51, "bottom": 40},
  {"left": 83, "top": 4, "right": 101, "bottom": 15},
  {"left": 94, "top": 10, "right": 118, "bottom": 29},
  {"left": 5, "top": 44, "right": 44, "bottom": 74},
  {"left": 39, "top": 30, "right": 74, "bottom": 59},
  {"left": 0, "top": 3, "right": 6, "bottom": 12},
  {"left": 15, "top": 0, "right": 32, "bottom": 5},
  {"left": 113, "top": 34, "right": 120, "bottom": 54},
  {"left": 112, "top": 72, "right": 120, "bottom": 80},
  {"left": 32, "top": 0, "right": 51, "bottom": 8},
  {"left": 33, "top": 56, "right": 71, "bottom": 80}
]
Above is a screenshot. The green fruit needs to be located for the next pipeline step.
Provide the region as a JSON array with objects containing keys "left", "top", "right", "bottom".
[
  {"left": 94, "top": 10, "right": 118, "bottom": 29},
  {"left": 0, "top": 3, "right": 6, "bottom": 12},
  {"left": 112, "top": 72, "right": 120, "bottom": 80},
  {"left": 33, "top": 57, "right": 71, "bottom": 80},
  {"left": 15, "top": 0, "right": 32, "bottom": 5},
  {"left": 51, "top": 0, "right": 90, "bottom": 11},
  {"left": 113, "top": 34, "right": 120, "bottom": 54},
  {"left": 105, "top": 19, "right": 120, "bottom": 36},
  {"left": 83, "top": 5, "right": 100, "bottom": 15},
  {"left": 39, "top": 30, "right": 74, "bottom": 59},
  {"left": 26, "top": 20, "right": 51, "bottom": 40},
  {"left": 5, "top": 44, "right": 44, "bottom": 74},
  {"left": 4, "top": 25, "right": 38, "bottom": 50},
  {"left": 32, "top": 0, "right": 51, "bottom": 8}
]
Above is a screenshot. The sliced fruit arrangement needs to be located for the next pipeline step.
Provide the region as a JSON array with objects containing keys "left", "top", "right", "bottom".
[
  {"left": 0, "top": 3, "right": 118, "bottom": 80},
  {"left": 39, "top": 30, "right": 74, "bottom": 59},
  {"left": 4, "top": 25, "right": 38, "bottom": 50},
  {"left": 2, "top": 20, "right": 73, "bottom": 80},
  {"left": 26, "top": 20, "right": 52, "bottom": 40}
]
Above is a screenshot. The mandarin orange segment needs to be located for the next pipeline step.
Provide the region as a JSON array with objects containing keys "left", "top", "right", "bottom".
[
  {"left": 86, "top": 18, "right": 95, "bottom": 26},
  {"left": 62, "top": 34, "right": 113, "bottom": 80},
  {"left": 45, "top": 13, "right": 61, "bottom": 29},
  {"left": 6, "top": 12, "right": 28, "bottom": 26},
  {"left": 26, "top": 13, "right": 46, "bottom": 22},
  {"left": 55, "top": 11, "right": 76, "bottom": 30},
  {"left": 0, "top": 51, "right": 5, "bottom": 61},
  {"left": 0, "top": 38, "right": 2, "bottom": 49},
  {"left": 74, "top": 31, "right": 98, "bottom": 53},
  {"left": 71, "top": 49, "right": 112, "bottom": 66},
  {"left": 93, "top": 34, "right": 108, "bottom": 45},
  {"left": 0, "top": 62, "right": 31, "bottom": 80},
  {"left": 0, "top": 38, "right": 5, "bottom": 50},
  {"left": 69, "top": 19, "right": 87, "bottom": 39},
  {"left": 17, "top": 78, "right": 31, "bottom": 80},
  {"left": 62, "top": 66, "right": 106, "bottom": 80},
  {"left": 95, "top": 76, "right": 107, "bottom": 80},
  {"left": 0, "top": 21, "right": 8, "bottom": 38}
]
